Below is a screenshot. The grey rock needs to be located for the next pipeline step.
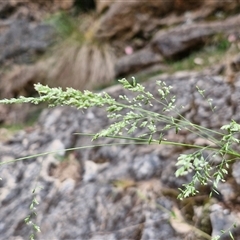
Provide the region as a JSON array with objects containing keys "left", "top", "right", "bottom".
[
  {"left": 96, "top": 1, "right": 174, "bottom": 41},
  {"left": 151, "top": 15, "right": 240, "bottom": 59},
  {"left": 231, "top": 53, "right": 240, "bottom": 72},
  {"left": 131, "top": 154, "right": 163, "bottom": 180},
  {"left": 115, "top": 47, "right": 163, "bottom": 77},
  {"left": 232, "top": 161, "right": 240, "bottom": 185},
  {"left": 210, "top": 204, "right": 240, "bottom": 239},
  {"left": 0, "top": 19, "right": 57, "bottom": 65},
  {"left": 217, "top": 182, "right": 235, "bottom": 203}
]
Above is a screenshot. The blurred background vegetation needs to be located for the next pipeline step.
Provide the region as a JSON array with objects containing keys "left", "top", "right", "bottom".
[{"left": 0, "top": 0, "right": 239, "bottom": 127}]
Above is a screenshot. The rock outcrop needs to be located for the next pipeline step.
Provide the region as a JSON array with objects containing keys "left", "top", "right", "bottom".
[
  {"left": 115, "top": 47, "right": 164, "bottom": 77},
  {"left": 0, "top": 0, "right": 74, "bottom": 20},
  {"left": 96, "top": 0, "right": 240, "bottom": 43},
  {"left": 0, "top": 19, "right": 56, "bottom": 66},
  {"left": 96, "top": 1, "right": 174, "bottom": 41},
  {"left": 151, "top": 15, "right": 240, "bottom": 59}
]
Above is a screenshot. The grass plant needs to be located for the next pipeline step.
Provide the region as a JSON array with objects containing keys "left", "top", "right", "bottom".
[{"left": 0, "top": 78, "right": 239, "bottom": 239}]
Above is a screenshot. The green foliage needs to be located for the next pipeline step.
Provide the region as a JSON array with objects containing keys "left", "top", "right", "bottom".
[
  {"left": 24, "top": 186, "right": 42, "bottom": 240},
  {"left": 46, "top": 12, "right": 78, "bottom": 38},
  {"left": 1, "top": 78, "right": 240, "bottom": 239},
  {"left": 1, "top": 79, "right": 240, "bottom": 193},
  {"left": 211, "top": 33, "right": 231, "bottom": 52},
  {"left": 45, "top": 12, "right": 96, "bottom": 44}
]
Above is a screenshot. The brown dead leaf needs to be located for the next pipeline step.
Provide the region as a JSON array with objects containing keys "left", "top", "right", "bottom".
[{"left": 170, "top": 205, "right": 192, "bottom": 234}]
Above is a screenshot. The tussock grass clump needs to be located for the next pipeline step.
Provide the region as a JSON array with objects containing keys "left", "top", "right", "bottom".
[
  {"left": 1, "top": 12, "right": 116, "bottom": 98},
  {"left": 45, "top": 39, "right": 116, "bottom": 90},
  {"left": 43, "top": 12, "right": 117, "bottom": 90}
]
